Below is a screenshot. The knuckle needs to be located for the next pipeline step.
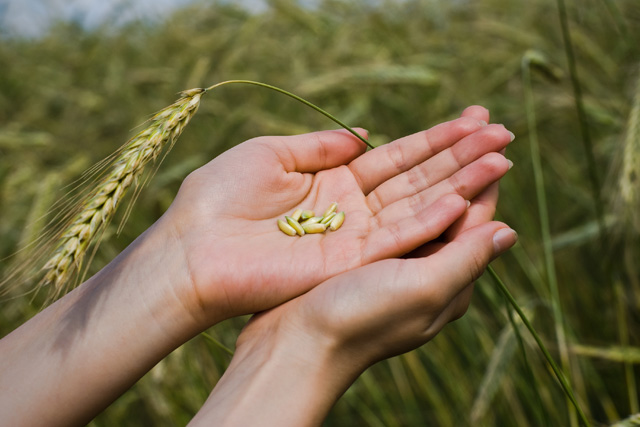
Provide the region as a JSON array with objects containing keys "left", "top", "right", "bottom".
[
  {"left": 366, "top": 190, "right": 384, "bottom": 214},
  {"left": 388, "top": 142, "right": 408, "bottom": 172},
  {"left": 448, "top": 173, "right": 468, "bottom": 196},
  {"left": 406, "top": 191, "right": 426, "bottom": 215},
  {"left": 406, "top": 166, "right": 429, "bottom": 195}
]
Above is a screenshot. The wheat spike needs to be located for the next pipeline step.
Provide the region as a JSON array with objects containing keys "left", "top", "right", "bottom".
[{"left": 40, "top": 88, "right": 204, "bottom": 299}]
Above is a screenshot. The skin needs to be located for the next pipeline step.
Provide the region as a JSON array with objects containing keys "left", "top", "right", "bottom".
[
  {"left": 190, "top": 223, "right": 516, "bottom": 427},
  {"left": 0, "top": 106, "right": 515, "bottom": 426},
  {"left": 168, "top": 114, "right": 512, "bottom": 323},
  {"left": 189, "top": 105, "right": 519, "bottom": 426}
]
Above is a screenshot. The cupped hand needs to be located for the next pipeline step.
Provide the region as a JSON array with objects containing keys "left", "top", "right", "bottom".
[
  {"left": 161, "top": 110, "right": 513, "bottom": 323},
  {"left": 237, "top": 221, "right": 518, "bottom": 377}
]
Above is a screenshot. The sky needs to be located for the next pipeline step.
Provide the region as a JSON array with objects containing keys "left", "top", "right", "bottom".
[{"left": 0, "top": 0, "right": 270, "bottom": 38}]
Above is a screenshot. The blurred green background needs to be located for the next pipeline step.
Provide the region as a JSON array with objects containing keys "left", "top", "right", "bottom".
[{"left": 1, "top": 0, "right": 639, "bottom": 425}]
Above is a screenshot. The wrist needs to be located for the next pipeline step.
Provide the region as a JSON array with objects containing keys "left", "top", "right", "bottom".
[
  {"left": 107, "top": 216, "right": 215, "bottom": 342},
  {"left": 191, "top": 307, "right": 364, "bottom": 426}
]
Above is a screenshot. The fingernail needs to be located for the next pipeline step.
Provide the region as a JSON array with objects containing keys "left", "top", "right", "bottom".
[
  {"left": 466, "top": 200, "right": 471, "bottom": 208},
  {"left": 493, "top": 228, "right": 518, "bottom": 256},
  {"left": 508, "top": 131, "right": 515, "bottom": 142},
  {"left": 507, "top": 159, "right": 514, "bottom": 170},
  {"left": 478, "top": 120, "right": 488, "bottom": 127}
]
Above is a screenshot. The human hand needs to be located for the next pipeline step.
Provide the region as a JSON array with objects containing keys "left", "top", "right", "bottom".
[
  {"left": 264, "top": 221, "right": 517, "bottom": 365},
  {"left": 190, "top": 219, "right": 517, "bottom": 426},
  {"left": 234, "top": 99, "right": 516, "bottom": 367},
  {"left": 159, "top": 109, "right": 513, "bottom": 325}
]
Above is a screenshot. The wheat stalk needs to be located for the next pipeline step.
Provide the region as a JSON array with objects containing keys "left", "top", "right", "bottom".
[{"left": 40, "top": 88, "right": 204, "bottom": 300}]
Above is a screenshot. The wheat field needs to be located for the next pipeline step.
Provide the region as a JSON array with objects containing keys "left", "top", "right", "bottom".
[{"left": 1, "top": 0, "right": 639, "bottom": 425}]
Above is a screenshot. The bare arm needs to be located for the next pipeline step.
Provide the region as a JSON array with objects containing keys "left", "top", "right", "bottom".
[{"left": 0, "top": 218, "right": 204, "bottom": 426}]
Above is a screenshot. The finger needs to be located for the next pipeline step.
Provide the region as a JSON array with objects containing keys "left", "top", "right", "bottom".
[
  {"left": 408, "top": 221, "right": 517, "bottom": 306},
  {"left": 348, "top": 116, "right": 486, "bottom": 195},
  {"left": 366, "top": 124, "right": 513, "bottom": 212},
  {"left": 362, "top": 194, "right": 468, "bottom": 263},
  {"left": 372, "top": 153, "right": 510, "bottom": 227},
  {"left": 460, "top": 105, "right": 490, "bottom": 123},
  {"left": 443, "top": 180, "right": 501, "bottom": 241},
  {"left": 268, "top": 128, "right": 369, "bottom": 173}
]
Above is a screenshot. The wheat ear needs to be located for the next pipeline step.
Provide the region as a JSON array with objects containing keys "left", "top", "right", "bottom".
[
  {"left": 32, "top": 80, "right": 371, "bottom": 303},
  {"left": 40, "top": 88, "right": 204, "bottom": 299}
]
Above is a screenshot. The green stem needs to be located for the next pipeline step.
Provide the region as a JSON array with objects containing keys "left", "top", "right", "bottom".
[
  {"left": 204, "top": 80, "right": 374, "bottom": 149},
  {"left": 502, "top": 293, "right": 548, "bottom": 426},
  {"left": 201, "top": 331, "right": 235, "bottom": 357},
  {"left": 555, "top": 0, "right": 606, "bottom": 246},
  {"left": 522, "top": 53, "right": 576, "bottom": 425},
  {"left": 488, "top": 266, "right": 590, "bottom": 427}
]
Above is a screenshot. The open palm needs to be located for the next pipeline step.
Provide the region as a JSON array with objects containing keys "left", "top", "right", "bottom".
[{"left": 163, "top": 111, "right": 513, "bottom": 321}]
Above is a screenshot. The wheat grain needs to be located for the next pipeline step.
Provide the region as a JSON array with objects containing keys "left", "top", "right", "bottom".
[
  {"left": 285, "top": 216, "right": 305, "bottom": 236},
  {"left": 290, "top": 209, "right": 303, "bottom": 221},
  {"left": 300, "top": 216, "right": 322, "bottom": 226},
  {"left": 329, "top": 211, "right": 345, "bottom": 231},
  {"left": 322, "top": 202, "right": 338, "bottom": 218},
  {"left": 320, "top": 212, "right": 336, "bottom": 225},
  {"left": 300, "top": 210, "right": 315, "bottom": 220},
  {"left": 40, "top": 88, "right": 204, "bottom": 299},
  {"left": 277, "top": 219, "right": 297, "bottom": 236},
  {"left": 302, "top": 223, "right": 327, "bottom": 234},
  {"left": 277, "top": 204, "right": 346, "bottom": 236}
]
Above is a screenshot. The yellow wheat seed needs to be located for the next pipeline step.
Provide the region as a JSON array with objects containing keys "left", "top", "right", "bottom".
[
  {"left": 285, "top": 216, "right": 305, "bottom": 236},
  {"left": 300, "top": 210, "right": 315, "bottom": 220},
  {"left": 300, "top": 216, "right": 323, "bottom": 225},
  {"left": 329, "top": 211, "right": 345, "bottom": 231},
  {"left": 322, "top": 202, "right": 338, "bottom": 217},
  {"left": 278, "top": 219, "right": 298, "bottom": 236},
  {"left": 278, "top": 204, "right": 345, "bottom": 236},
  {"left": 320, "top": 212, "right": 336, "bottom": 225},
  {"left": 290, "top": 209, "right": 303, "bottom": 221},
  {"left": 302, "top": 223, "right": 327, "bottom": 234}
]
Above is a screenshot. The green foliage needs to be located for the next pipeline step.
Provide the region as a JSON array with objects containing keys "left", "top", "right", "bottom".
[{"left": 1, "top": 0, "right": 639, "bottom": 425}]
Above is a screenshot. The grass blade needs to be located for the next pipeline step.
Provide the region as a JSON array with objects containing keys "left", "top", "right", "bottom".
[{"left": 487, "top": 266, "right": 590, "bottom": 427}]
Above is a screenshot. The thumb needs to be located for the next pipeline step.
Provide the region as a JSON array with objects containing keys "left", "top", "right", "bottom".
[
  {"left": 270, "top": 128, "right": 369, "bottom": 173},
  {"left": 411, "top": 221, "right": 517, "bottom": 303}
]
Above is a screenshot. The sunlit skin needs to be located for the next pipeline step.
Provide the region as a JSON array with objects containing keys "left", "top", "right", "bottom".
[
  {"left": 189, "top": 106, "right": 519, "bottom": 426},
  {"left": 0, "top": 106, "right": 515, "bottom": 426},
  {"left": 164, "top": 108, "right": 513, "bottom": 325}
]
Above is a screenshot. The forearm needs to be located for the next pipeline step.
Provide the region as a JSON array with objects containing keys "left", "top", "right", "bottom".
[
  {"left": 190, "top": 317, "right": 362, "bottom": 427},
  {"left": 0, "top": 219, "right": 207, "bottom": 426}
]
